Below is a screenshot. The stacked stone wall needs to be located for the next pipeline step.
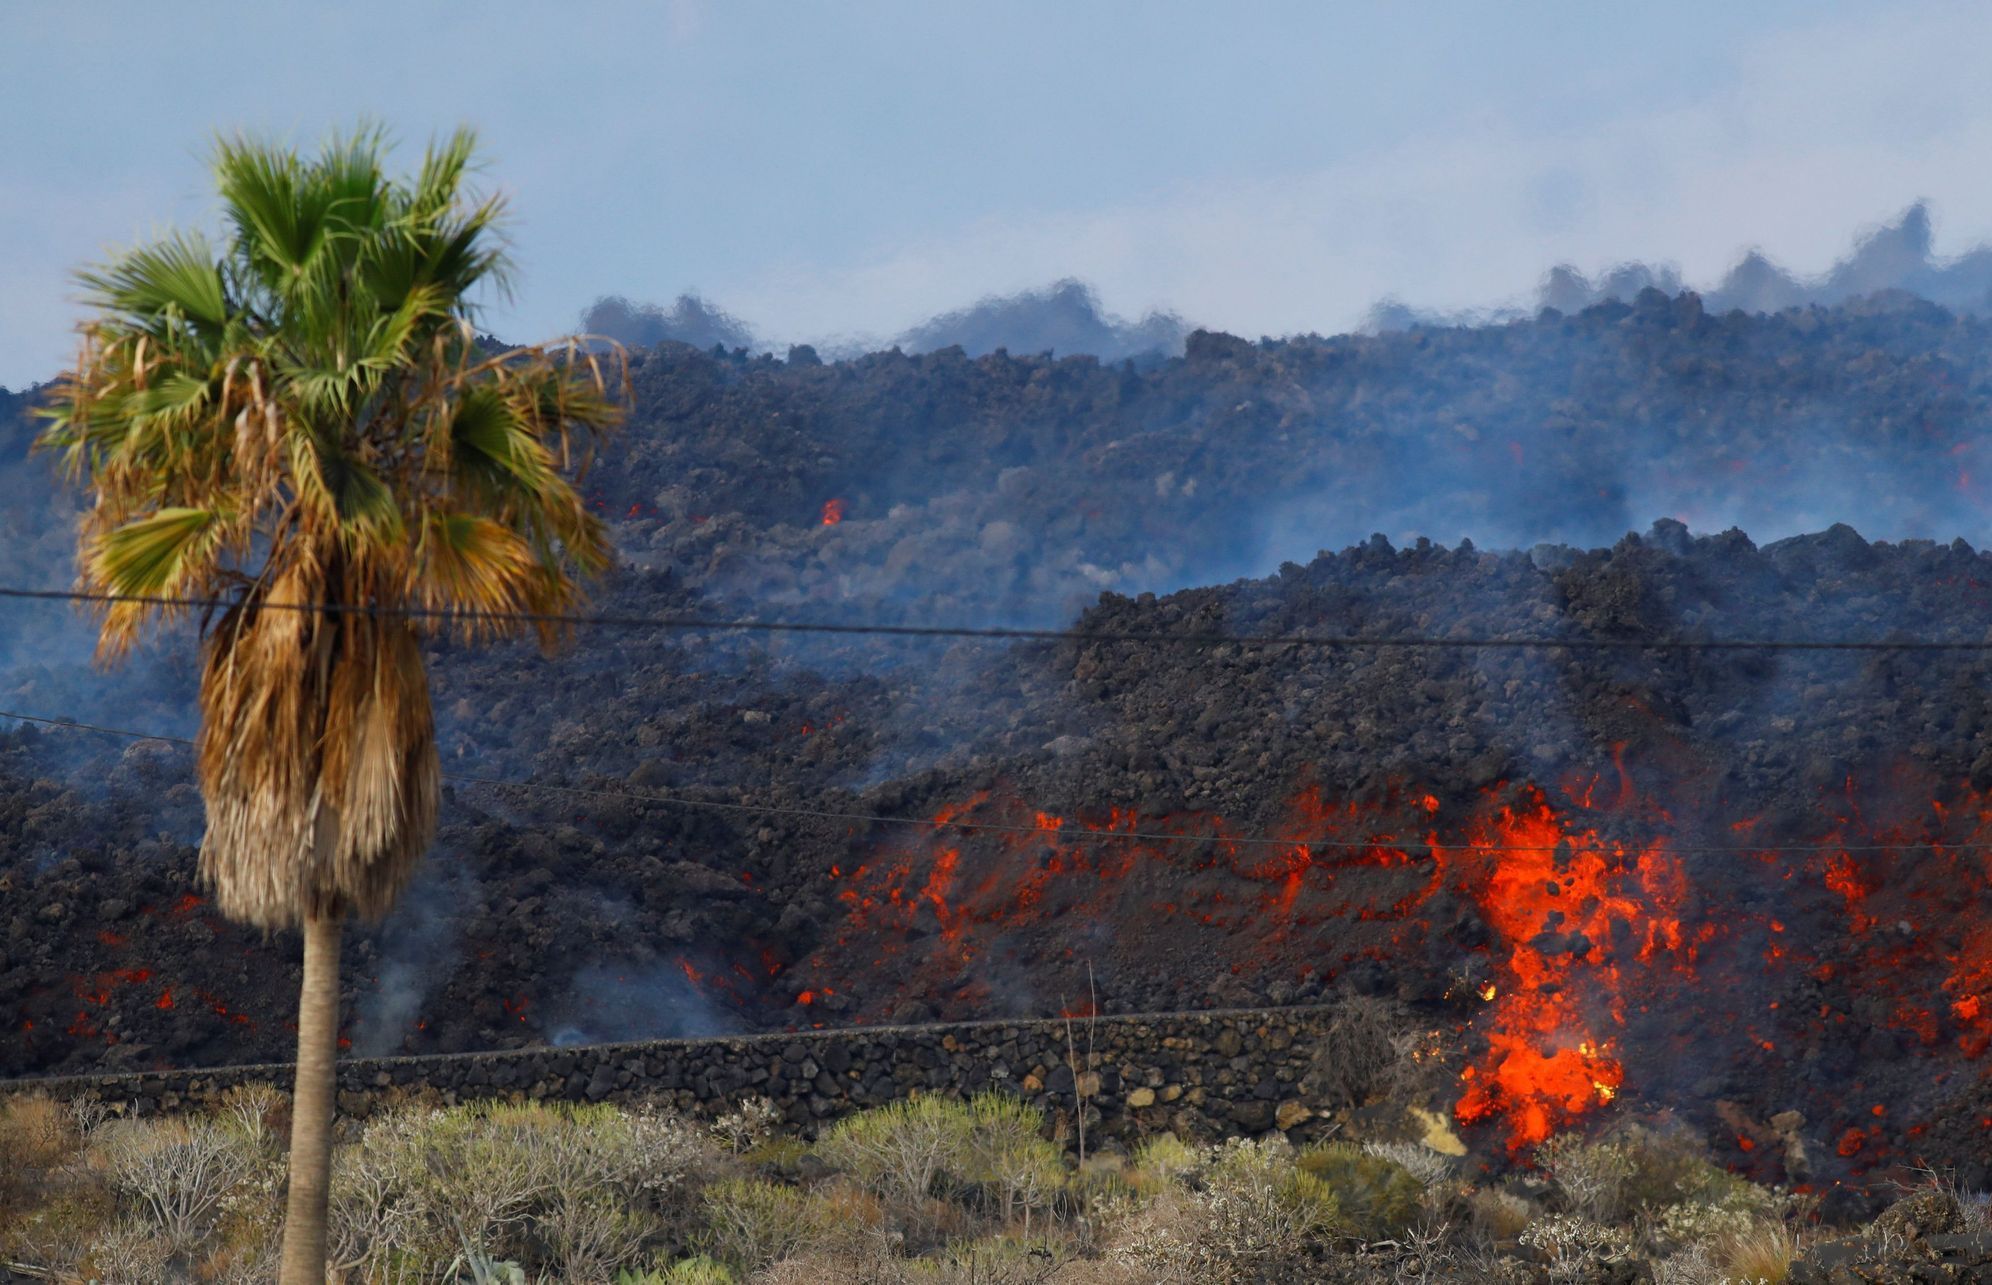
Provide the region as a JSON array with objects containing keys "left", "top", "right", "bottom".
[{"left": 11, "top": 1005, "right": 1340, "bottom": 1145}]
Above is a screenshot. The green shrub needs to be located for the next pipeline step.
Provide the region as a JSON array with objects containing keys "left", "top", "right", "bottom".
[
  {"left": 1359, "top": 1139, "right": 1456, "bottom": 1194},
  {"left": 1614, "top": 1128, "right": 1705, "bottom": 1207},
  {"left": 1295, "top": 1141, "right": 1423, "bottom": 1239},
  {"left": 1131, "top": 1133, "right": 1200, "bottom": 1185},
  {"left": 1553, "top": 1123, "right": 1769, "bottom": 1221},
  {"left": 1068, "top": 1152, "right": 1142, "bottom": 1209},
  {"left": 701, "top": 1177, "right": 820, "bottom": 1272},
  {"left": 914, "top": 1234, "right": 1071, "bottom": 1281},
  {"left": 328, "top": 1099, "right": 714, "bottom": 1278},
  {"left": 816, "top": 1094, "right": 980, "bottom": 1207},
  {"left": 961, "top": 1094, "right": 1064, "bottom": 1226},
  {"left": 741, "top": 1135, "right": 808, "bottom": 1177},
  {"left": 624, "top": 1256, "right": 736, "bottom": 1284},
  {"left": 1192, "top": 1137, "right": 1344, "bottom": 1274}
]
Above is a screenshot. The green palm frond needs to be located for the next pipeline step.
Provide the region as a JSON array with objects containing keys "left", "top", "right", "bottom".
[
  {"left": 76, "top": 232, "right": 230, "bottom": 331},
  {"left": 90, "top": 506, "right": 224, "bottom": 595},
  {"left": 409, "top": 128, "right": 478, "bottom": 225},
  {"left": 214, "top": 138, "right": 311, "bottom": 278},
  {"left": 42, "top": 123, "right": 622, "bottom": 658},
  {"left": 323, "top": 448, "right": 405, "bottom": 546},
  {"left": 126, "top": 370, "right": 214, "bottom": 421},
  {"left": 311, "top": 123, "right": 390, "bottom": 236},
  {"left": 448, "top": 385, "right": 554, "bottom": 489},
  {"left": 359, "top": 282, "right": 447, "bottom": 372}
]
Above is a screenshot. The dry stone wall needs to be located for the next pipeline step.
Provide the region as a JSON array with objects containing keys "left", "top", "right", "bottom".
[{"left": 12, "top": 1006, "right": 1340, "bottom": 1146}]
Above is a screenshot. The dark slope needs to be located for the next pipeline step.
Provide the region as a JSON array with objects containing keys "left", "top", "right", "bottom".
[{"left": 9, "top": 294, "right": 1992, "bottom": 1177}]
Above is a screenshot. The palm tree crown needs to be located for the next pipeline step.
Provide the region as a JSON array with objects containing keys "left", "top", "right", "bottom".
[{"left": 39, "top": 127, "right": 619, "bottom": 930}]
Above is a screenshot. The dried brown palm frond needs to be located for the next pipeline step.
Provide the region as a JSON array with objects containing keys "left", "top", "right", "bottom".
[{"left": 197, "top": 581, "right": 439, "bottom": 928}]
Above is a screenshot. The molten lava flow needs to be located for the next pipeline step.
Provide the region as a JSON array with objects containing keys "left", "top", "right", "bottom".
[
  {"left": 806, "top": 762, "right": 1715, "bottom": 1154},
  {"left": 1446, "top": 787, "right": 1688, "bottom": 1150},
  {"left": 821, "top": 498, "right": 845, "bottom": 526}
]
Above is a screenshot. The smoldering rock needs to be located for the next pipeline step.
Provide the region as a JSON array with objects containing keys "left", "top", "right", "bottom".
[{"left": 13, "top": 298, "right": 1992, "bottom": 1181}]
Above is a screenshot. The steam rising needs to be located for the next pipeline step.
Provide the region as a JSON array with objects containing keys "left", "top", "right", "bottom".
[
  {"left": 892, "top": 279, "right": 1188, "bottom": 360},
  {"left": 1374, "top": 202, "right": 1992, "bottom": 330},
  {"left": 580, "top": 294, "right": 757, "bottom": 352},
  {"left": 578, "top": 279, "right": 1189, "bottom": 362}
]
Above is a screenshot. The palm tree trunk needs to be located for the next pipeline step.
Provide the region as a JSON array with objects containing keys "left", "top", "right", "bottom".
[{"left": 278, "top": 912, "right": 342, "bottom": 1285}]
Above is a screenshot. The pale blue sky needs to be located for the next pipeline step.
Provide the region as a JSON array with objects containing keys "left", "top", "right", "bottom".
[{"left": 4, "top": 1, "right": 1990, "bottom": 385}]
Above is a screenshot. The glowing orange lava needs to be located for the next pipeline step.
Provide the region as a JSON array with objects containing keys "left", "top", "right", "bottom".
[
  {"left": 807, "top": 764, "right": 1715, "bottom": 1153},
  {"left": 1445, "top": 789, "right": 1687, "bottom": 1149}
]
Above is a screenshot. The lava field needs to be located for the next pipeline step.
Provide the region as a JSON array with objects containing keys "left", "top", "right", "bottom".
[{"left": 9, "top": 292, "right": 1992, "bottom": 1184}]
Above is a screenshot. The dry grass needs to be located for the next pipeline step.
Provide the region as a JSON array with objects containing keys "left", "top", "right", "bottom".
[{"left": 1720, "top": 1222, "right": 1797, "bottom": 1284}]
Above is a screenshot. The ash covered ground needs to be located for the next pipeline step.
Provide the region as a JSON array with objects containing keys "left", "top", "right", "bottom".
[{"left": 8, "top": 290, "right": 1992, "bottom": 1180}]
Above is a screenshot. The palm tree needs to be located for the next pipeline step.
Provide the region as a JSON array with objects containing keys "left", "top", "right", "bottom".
[{"left": 39, "top": 127, "right": 620, "bottom": 1283}]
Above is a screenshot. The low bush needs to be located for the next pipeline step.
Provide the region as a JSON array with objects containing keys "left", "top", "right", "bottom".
[
  {"left": 961, "top": 1093, "right": 1065, "bottom": 1229},
  {"left": 1534, "top": 1133, "right": 1637, "bottom": 1223},
  {"left": 1129, "top": 1133, "right": 1199, "bottom": 1187},
  {"left": 1295, "top": 1140, "right": 1424, "bottom": 1240},
  {"left": 645, "top": 1256, "right": 737, "bottom": 1283},
  {"left": 1359, "top": 1138, "right": 1456, "bottom": 1195},
  {"left": 815, "top": 1093, "right": 977, "bottom": 1209},
  {"left": 711, "top": 1097, "right": 780, "bottom": 1156},
  {"left": 0, "top": 1091, "right": 105, "bottom": 1278},
  {"left": 0, "top": 1088, "right": 1918, "bottom": 1283},
  {"left": 97, "top": 1116, "right": 258, "bottom": 1252},
  {"left": 1115, "top": 1136, "right": 1344, "bottom": 1282},
  {"left": 1518, "top": 1213, "right": 1635, "bottom": 1278},
  {"left": 327, "top": 1098, "right": 718, "bottom": 1278},
  {"left": 1304, "top": 995, "right": 1419, "bottom": 1110},
  {"left": 1468, "top": 1187, "right": 1536, "bottom": 1245},
  {"left": 701, "top": 1178, "right": 819, "bottom": 1273}
]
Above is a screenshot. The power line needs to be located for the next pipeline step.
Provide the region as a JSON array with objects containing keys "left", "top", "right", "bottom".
[
  {"left": 0, "top": 710, "right": 194, "bottom": 747},
  {"left": 2, "top": 706, "right": 1977, "bottom": 858},
  {"left": 3, "top": 584, "right": 1991, "bottom": 652}
]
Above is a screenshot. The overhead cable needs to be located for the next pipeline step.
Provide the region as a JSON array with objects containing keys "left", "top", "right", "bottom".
[
  {"left": 2, "top": 584, "right": 1989, "bottom": 651},
  {"left": 0, "top": 706, "right": 1973, "bottom": 858}
]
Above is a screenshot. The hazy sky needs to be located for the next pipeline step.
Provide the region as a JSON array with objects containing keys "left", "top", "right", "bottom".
[{"left": 5, "top": 1, "right": 1992, "bottom": 386}]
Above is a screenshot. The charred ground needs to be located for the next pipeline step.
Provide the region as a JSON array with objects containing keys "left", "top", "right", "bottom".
[{"left": 8, "top": 291, "right": 1992, "bottom": 1182}]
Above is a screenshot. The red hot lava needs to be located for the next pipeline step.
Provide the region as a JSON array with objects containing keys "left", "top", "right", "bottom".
[
  {"left": 1445, "top": 787, "right": 1690, "bottom": 1149},
  {"left": 796, "top": 757, "right": 1992, "bottom": 1168},
  {"left": 821, "top": 498, "right": 845, "bottom": 526},
  {"left": 26, "top": 920, "right": 262, "bottom": 1056}
]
